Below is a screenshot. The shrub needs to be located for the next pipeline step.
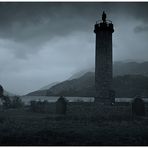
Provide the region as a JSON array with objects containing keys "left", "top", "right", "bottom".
[
  {"left": 30, "top": 100, "right": 50, "bottom": 113},
  {"left": 2, "top": 96, "right": 11, "bottom": 109},
  {"left": 11, "top": 96, "right": 24, "bottom": 108},
  {"left": 1, "top": 96, "right": 24, "bottom": 109}
]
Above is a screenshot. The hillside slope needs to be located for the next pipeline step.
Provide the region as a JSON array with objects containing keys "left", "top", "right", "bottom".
[{"left": 27, "top": 61, "right": 148, "bottom": 97}]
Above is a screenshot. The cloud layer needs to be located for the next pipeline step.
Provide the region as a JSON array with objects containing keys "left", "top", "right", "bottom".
[{"left": 0, "top": 2, "right": 148, "bottom": 95}]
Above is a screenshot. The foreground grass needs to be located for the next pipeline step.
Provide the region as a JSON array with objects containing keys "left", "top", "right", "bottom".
[{"left": 0, "top": 102, "right": 148, "bottom": 145}]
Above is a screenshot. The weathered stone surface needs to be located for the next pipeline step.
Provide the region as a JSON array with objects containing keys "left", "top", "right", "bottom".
[
  {"left": 94, "top": 12, "right": 114, "bottom": 102},
  {"left": 56, "top": 96, "right": 67, "bottom": 114},
  {"left": 132, "top": 97, "right": 145, "bottom": 116}
]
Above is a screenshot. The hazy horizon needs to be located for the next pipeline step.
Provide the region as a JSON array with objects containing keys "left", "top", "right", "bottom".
[{"left": 0, "top": 2, "right": 148, "bottom": 95}]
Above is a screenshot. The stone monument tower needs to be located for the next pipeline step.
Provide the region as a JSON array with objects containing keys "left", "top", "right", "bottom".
[{"left": 94, "top": 11, "right": 114, "bottom": 102}]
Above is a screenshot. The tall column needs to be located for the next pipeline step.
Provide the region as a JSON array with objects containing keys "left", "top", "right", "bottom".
[{"left": 94, "top": 11, "right": 114, "bottom": 102}]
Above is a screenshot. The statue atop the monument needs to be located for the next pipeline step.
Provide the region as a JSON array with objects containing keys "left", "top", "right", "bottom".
[{"left": 102, "top": 11, "right": 106, "bottom": 23}]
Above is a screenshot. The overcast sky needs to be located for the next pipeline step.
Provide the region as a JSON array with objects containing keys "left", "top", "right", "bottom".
[{"left": 0, "top": 2, "right": 148, "bottom": 95}]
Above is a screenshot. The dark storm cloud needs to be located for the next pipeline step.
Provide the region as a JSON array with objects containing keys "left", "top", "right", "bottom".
[
  {"left": 134, "top": 26, "right": 148, "bottom": 33},
  {"left": 0, "top": 2, "right": 122, "bottom": 59},
  {"left": 0, "top": 2, "right": 148, "bottom": 94},
  {"left": 0, "top": 2, "right": 147, "bottom": 40},
  {"left": 0, "top": 2, "right": 99, "bottom": 58},
  {"left": 125, "top": 3, "right": 148, "bottom": 23},
  {"left": 0, "top": 2, "right": 128, "bottom": 40}
]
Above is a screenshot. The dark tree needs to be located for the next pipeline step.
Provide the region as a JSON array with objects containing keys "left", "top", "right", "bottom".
[
  {"left": 2, "top": 96, "right": 11, "bottom": 109},
  {"left": 30, "top": 100, "right": 50, "bottom": 113},
  {"left": 0, "top": 85, "right": 4, "bottom": 97},
  {"left": 11, "top": 96, "right": 24, "bottom": 108}
]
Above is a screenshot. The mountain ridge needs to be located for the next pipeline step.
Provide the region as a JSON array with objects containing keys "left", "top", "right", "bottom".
[{"left": 26, "top": 61, "right": 148, "bottom": 97}]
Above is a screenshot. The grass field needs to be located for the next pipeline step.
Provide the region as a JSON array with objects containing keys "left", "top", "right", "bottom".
[{"left": 0, "top": 102, "right": 148, "bottom": 146}]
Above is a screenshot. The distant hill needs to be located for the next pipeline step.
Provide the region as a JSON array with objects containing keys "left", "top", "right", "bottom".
[
  {"left": 46, "top": 72, "right": 95, "bottom": 97},
  {"left": 3, "top": 90, "right": 15, "bottom": 97},
  {"left": 26, "top": 61, "right": 148, "bottom": 97},
  {"left": 68, "top": 68, "right": 94, "bottom": 80},
  {"left": 113, "top": 61, "right": 148, "bottom": 76},
  {"left": 69, "top": 61, "right": 148, "bottom": 79},
  {"left": 27, "top": 73, "right": 148, "bottom": 98},
  {"left": 113, "top": 75, "right": 148, "bottom": 97},
  {"left": 65, "top": 61, "right": 148, "bottom": 79},
  {"left": 40, "top": 82, "right": 59, "bottom": 90},
  {"left": 26, "top": 82, "right": 59, "bottom": 96},
  {"left": 45, "top": 73, "right": 148, "bottom": 98},
  {"left": 27, "top": 72, "right": 95, "bottom": 97},
  {"left": 26, "top": 89, "right": 47, "bottom": 96}
]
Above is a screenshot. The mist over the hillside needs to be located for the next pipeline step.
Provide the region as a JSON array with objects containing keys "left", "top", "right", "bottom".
[{"left": 0, "top": 2, "right": 148, "bottom": 95}]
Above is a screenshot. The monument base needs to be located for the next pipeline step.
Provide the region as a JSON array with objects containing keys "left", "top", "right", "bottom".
[
  {"left": 94, "top": 90, "right": 115, "bottom": 104},
  {"left": 94, "top": 97, "right": 115, "bottom": 105}
]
